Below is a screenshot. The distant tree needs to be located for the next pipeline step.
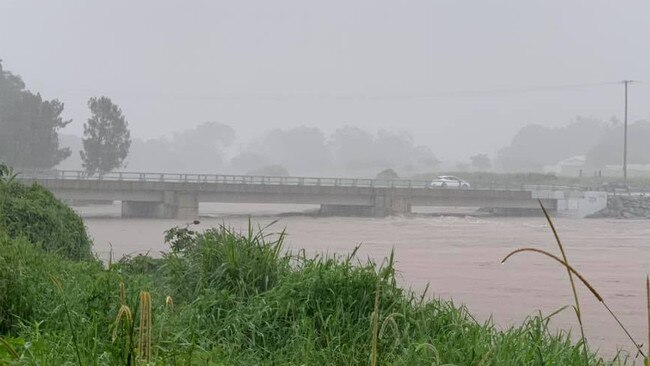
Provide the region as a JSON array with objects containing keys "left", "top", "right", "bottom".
[
  {"left": 254, "top": 126, "right": 333, "bottom": 175},
  {"left": 455, "top": 162, "right": 470, "bottom": 172},
  {"left": 375, "top": 168, "right": 399, "bottom": 180},
  {"left": 0, "top": 60, "right": 71, "bottom": 169},
  {"left": 497, "top": 117, "right": 650, "bottom": 173},
  {"left": 329, "top": 126, "right": 376, "bottom": 170},
  {"left": 412, "top": 145, "right": 440, "bottom": 170},
  {"left": 229, "top": 152, "right": 270, "bottom": 174},
  {"left": 470, "top": 153, "right": 491, "bottom": 171},
  {"left": 329, "top": 126, "right": 440, "bottom": 174},
  {"left": 496, "top": 117, "right": 609, "bottom": 172},
  {"left": 247, "top": 165, "right": 290, "bottom": 177},
  {"left": 126, "top": 122, "right": 236, "bottom": 173},
  {"left": 169, "top": 122, "right": 235, "bottom": 172},
  {"left": 586, "top": 120, "right": 650, "bottom": 168},
  {"left": 80, "top": 97, "right": 131, "bottom": 175}
]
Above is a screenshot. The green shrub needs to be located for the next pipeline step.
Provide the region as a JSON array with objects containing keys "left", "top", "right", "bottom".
[
  {"left": 0, "top": 234, "right": 114, "bottom": 334},
  {"left": 0, "top": 181, "right": 93, "bottom": 260},
  {"left": 162, "top": 223, "right": 288, "bottom": 301}
]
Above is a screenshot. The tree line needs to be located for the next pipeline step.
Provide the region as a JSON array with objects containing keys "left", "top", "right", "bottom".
[
  {"left": 0, "top": 60, "right": 131, "bottom": 175},
  {"left": 496, "top": 116, "right": 650, "bottom": 172}
]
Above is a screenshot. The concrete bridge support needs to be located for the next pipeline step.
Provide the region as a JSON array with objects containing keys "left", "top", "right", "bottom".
[
  {"left": 319, "top": 193, "right": 412, "bottom": 217},
  {"left": 121, "top": 191, "right": 198, "bottom": 219},
  {"left": 121, "top": 201, "right": 167, "bottom": 218},
  {"left": 174, "top": 191, "right": 199, "bottom": 220}
]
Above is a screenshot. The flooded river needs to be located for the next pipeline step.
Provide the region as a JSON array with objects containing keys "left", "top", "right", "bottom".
[{"left": 82, "top": 203, "right": 650, "bottom": 357}]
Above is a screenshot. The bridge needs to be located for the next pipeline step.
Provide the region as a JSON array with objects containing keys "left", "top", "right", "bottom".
[{"left": 18, "top": 170, "right": 558, "bottom": 219}]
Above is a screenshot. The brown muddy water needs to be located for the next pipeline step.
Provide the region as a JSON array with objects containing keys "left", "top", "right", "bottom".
[{"left": 81, "top": 203, "right": 650, "bottom": 357}]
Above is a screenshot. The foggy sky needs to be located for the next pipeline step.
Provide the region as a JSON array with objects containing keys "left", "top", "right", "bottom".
[{"left": 2, "top": 0, "right": 650, "bottom": 162}]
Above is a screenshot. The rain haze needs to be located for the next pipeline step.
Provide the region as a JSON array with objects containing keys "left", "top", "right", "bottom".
[
  {"left": 3, "top": 0, "right": 650, "bottom": 363},
  {"left": 3, "top": 0, "right": 650, "bottom": 172}
]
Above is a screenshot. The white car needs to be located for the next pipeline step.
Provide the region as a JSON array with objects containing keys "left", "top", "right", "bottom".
[{"left": 429, "top": 176, "right": 471, "bottom": 189}]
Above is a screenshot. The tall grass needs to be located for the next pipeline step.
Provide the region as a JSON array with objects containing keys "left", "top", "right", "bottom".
[
  {"left": 138, "top": 291, "right": 153, "bottom": 363},
  {"left": 502, "top": 201, "right": 645, "bottom": 362},
  {"left": 50, "top": 275, "right": 84, "bottom": 366},
  {"left": 0, "top": 222, "right": 630, "bottom": 365},
  {"left": 541, "top": 200, "right": 589, "bottom": 362}
]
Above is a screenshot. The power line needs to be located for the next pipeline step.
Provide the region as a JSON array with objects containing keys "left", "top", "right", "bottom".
[{"left": 44, "top": 80, "right": 630, "bottom": 101}]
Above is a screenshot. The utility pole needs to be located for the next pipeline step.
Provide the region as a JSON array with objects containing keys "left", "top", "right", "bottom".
[{"left": 623, "top": 80, "right": 633, "bottom": 181}]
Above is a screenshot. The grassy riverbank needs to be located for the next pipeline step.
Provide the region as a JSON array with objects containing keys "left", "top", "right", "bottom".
[
  {"left": 0, "top": 176, "right": 634, "bottom": 364},
  {"left": 0, "top": 228, "right": 632, "bottom": 365}
]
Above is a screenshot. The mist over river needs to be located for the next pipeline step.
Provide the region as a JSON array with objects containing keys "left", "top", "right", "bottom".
[{"left": 81, "top": 203, "right": 650, "bottom": 357}]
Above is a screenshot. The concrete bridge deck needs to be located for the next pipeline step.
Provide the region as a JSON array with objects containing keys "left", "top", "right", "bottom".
[{"left": 18, "top": 170, "right": 557, "bottom": 219}]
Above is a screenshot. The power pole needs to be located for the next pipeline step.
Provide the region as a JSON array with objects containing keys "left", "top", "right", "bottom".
[{"left": 623, "top": 80, "right": 633, "bottom": 181}]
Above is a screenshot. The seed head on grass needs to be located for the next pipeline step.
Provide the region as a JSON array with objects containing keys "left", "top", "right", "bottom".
[
  {"left": 138, "top": 291, "right": 153, "bottom": 363},
  {"left": 112, "top": 304, "right": 133, "bottom": 342},
  {"left": 165, "top": 295, "right": 174, "bottom": 312}
]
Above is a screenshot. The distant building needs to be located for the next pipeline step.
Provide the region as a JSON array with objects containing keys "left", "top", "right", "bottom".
[{"left": 543, "top": 155, "right": 586, "bottom": 177}]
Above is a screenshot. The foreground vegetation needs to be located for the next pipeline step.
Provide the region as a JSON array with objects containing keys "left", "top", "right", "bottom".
[
  {"left": 1, "top": 228, "right": 630, "bottom": 365},
  {"left": 0, "top": 178, "right": 92, "bottom": 260},
  {"left": 0, "top": 173, "right": 636, "bottom": 364}
]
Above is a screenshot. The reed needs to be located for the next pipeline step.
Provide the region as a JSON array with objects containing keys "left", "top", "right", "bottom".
[
  {"left": 138, "top": 291, "right": 153, "bottom": 364},
  {"left": 538, "top": 200, "right": 589, "bottom": 362},
  {"left": 49, "top": 275, "right": 84, "bottom": 366},
  {"left": 112, "top": 304, "right": 133, "bottom": 342},
  {"left": 0, "top": 337, "right": 18, "bottom": 360},
  {"left": 646, "top": 276, "right": 649, "bottom": 366},
  {"left": 370, "top": 276, "right": 381, "bottom": 366},
  {"left": 502, "top": 247, "right": 645, "bottom": 358}
]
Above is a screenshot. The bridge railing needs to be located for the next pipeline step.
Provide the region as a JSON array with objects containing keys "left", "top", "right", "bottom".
[
  {"left": 25, "top": 169, "right": 634, "bottom": 193},
  {"left": 18, "top": 169, "right": 439, "bottom": 189}
]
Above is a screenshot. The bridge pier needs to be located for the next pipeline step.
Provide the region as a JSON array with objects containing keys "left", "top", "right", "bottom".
[
  {"left": 319, "top": 194, "right": 411, "bottom": 217},
  {"left": 173, "top": 191, "right": 199, "bottom": 220},
  {"left": 121, "top": 201, "right": 167, "bottom": 218},
  {"left": 121, "top": 191, "right": 198, "bottom": 219},
  {"left": 372, "top": 194, "right": 411, "bottom": 217}
]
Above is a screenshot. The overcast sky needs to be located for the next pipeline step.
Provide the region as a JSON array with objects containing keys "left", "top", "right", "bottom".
[{"left": 2, "top": 0, "right": 650, "bottom": 162}]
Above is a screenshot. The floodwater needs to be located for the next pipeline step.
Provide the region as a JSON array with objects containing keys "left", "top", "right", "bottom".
[{"left": 82, "top": 203, "right": 650, "bottom": 358}]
